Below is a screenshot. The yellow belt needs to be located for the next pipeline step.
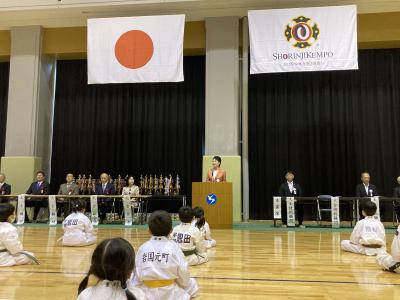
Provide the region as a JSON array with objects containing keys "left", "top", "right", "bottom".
[{"left": 143, "top": 280, "right": 175, "bottom": 288}]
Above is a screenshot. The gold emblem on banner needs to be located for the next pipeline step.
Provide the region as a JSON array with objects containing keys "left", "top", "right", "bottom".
[{"left": 284, "top": 16, "right": 320, "bottom": 49}]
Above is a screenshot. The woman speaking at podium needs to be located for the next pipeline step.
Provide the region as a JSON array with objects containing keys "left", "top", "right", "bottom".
[{"left": 206, "top": 156, "right": 227, "bottom": 182}]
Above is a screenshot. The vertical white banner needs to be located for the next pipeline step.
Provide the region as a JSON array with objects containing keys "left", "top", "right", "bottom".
[
  {"left": 371, "top": 196, "right": 381, "bottom": 221},
  {"left": 273, "top": 196, "right": 282, "bottom": 219},
  {"left": 123, "top": 195, "right": 133, "bottom": 226},
  {"left": 90, "top": 195, "right": 99, "bottom": 226},
  {"left": 16, "top": 194, "right": 26, "bottom": 225},
  {"left": 249, "top": 5, "right": 358, "bottom": 73},
  {"left": 48, "top": 195, "right": 57, "bottom": 226},
  {"left": 331, "top": 196, "right": 340, "bottom": 228},
  {"left": 286, "top": 197, "right": 296, "bottom": 227}
]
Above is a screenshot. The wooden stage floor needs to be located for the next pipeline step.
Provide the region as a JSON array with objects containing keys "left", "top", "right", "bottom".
[{"left": 0, "top": 226, "right": 398, "bottom": 300}]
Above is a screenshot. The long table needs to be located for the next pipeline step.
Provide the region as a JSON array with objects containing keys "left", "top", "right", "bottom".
[
  {"left": 0, "top": 194, "right": 186, "bottom": 226},
  {"left": 273, "top": 196, "right": 400, "bottom": 228}
]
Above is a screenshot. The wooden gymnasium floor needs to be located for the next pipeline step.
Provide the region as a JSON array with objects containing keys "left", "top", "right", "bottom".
[{"left": 0, "top": 225, "right": 399, "bottom": 300}]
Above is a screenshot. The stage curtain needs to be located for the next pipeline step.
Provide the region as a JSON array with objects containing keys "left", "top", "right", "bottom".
[
  {"left": 51, "top": 57, "right": 205, "bottom": 197},
  {"left": 0, "top": 62, "right": 9, "bottom": 156},
  {"left": 249, "top": 49, "right": 400, "bottom": 220}
]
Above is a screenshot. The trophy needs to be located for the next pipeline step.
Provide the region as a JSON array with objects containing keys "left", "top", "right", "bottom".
[
  {"left": 87, "top": 174, "right": 92, "bottom": 194},
  {"left": 81, "top": 174, "right": 87, "bottom": 194},
  {"left": 164, "top": 176, "right": 169, "bottom": 195},
  {"left": 144, "top": 175, "right": 148, "bottom": 195},
  {"left": 154, "top": 176, "right": 159, "bottom": 194},
  {"left": 149, "top": 175, "right": 154, "bottom": 195},
  {"left": 140, "top": 175, "right": 144, "bottom": 194},
  {"left": 77, "top": 174, "right": 82, "bottom": 193},
  {"left": 175, "top": 175, "right": 181, "bottom": 195},
  {"left": 168, "top": 174, "right": 174, "bottom": 195},
  {"left": 116, "top": 175, "right": 122, "bottom": 194},
  {"left": 159, "top": 175, "right": 164, "bottom": 194},
  {"left": 91, "top": 179, "right": 96, "bottom": 194}
]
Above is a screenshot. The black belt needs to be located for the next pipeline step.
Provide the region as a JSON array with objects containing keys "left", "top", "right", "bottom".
[
  {"left": 182, "top": 249, "right": 197, "bottom": 256},
  {"left": 362, "top": 244, "right": 382, "bottom": 249},
  {"left": 389, "top": 262, "right": 400, "bottom": 272}
]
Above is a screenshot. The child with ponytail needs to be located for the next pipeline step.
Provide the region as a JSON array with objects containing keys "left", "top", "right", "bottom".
[
  {"left": 191, "top": 206, "right": 216, "bottom": 249},
  {"left": 77, "top": 237, "right": 146, "bottom": 300}
]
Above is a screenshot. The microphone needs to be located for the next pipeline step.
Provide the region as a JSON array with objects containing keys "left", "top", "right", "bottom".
[{"left": 369, "top": 189, "right": 373, "bottom": 197}]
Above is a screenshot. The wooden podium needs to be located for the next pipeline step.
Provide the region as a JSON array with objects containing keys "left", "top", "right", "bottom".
[{"left": 192, "top": 182, "right": 233, "bottom": 229}]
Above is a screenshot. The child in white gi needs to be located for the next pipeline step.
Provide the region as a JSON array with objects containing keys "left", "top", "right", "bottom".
[
  {"left": 0, "top": 203, "right": 37, "bottom": 267},
  {"left": 376, "top": 225, "right": 400, "bottom": 273},
  {"left": 172, "top": 206, "right": 208, "bottom": 266},
  {"left": 131, "top": 210, "right": 198, "bottom": 300},
  {"left": 341, "top": 200, "right": 386, "bottom": 256},
  {"left": 191, "top": 206, "right": 216, "bottom": 249},
  {"left": 62, "top": 199, "right": 96, "bottom": 246},
  {"left": 77, "top": 237, "right": 146, "bottom": 300}
]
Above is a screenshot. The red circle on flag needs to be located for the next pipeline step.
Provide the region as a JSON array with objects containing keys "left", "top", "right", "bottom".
[{"left": 114, "top": 30, "right": 154, "bottom": 69}]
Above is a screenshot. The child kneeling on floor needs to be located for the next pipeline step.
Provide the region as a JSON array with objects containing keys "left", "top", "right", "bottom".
[
  {"left": 377, "top": 224, "right": 400, "bottom": 273},
  {"left": 131, "top": 210, "right": 198, "bottom": 300},
  {"left": 0, "top": 203, "right": 38, "bottom": 266},
  {"left": 62, "top": 199, "right": 97, "bottom": 247},
  {"left": 191, "top": 206, "right": 216, "bottom": 249},
  {"left": 341, "top": 200, "right": 386, "bottom": 256},
  {"left": 172, "top": 206, "right": 208, "bottom": 266}
]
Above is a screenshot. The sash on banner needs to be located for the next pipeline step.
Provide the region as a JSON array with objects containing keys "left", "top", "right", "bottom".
[
  {"left": 286, "top": 197, "right": 296, "bottom": 227},
  {"left": 90, "top": 195, "right": 99, "bottom": 226},
  {"left": 17, "top": 194, "right": 26, "bottom": 225},
  {"left": 273, "top": 196, "right": 282, "bottom": 219},
  {"left": 331, "top": 197, "right": 340, "bottom": 228},
  {"left": 48, "top": 195, "right": 57, "bottom": 226},
  {"left": 371, "top": 196, "right": 381, "bottom": 221},
  {"left": 123, "top": 195, "right": 133, "bottom": 226}
]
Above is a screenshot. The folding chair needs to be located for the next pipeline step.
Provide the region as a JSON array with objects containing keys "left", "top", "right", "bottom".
[{"left": 317, "top": 195, "right": 333, "bottom": 226}]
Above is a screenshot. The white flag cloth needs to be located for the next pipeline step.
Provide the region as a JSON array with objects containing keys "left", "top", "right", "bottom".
[
  {"left": 88, "top": 15, "right": 185, "bottom": 84},
  {"left": 249, "top": 5, "right": 358, "bottom": 74}
]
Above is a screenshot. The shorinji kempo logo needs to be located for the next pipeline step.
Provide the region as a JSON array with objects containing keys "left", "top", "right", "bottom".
[{"left": 284, "top": 16, "right": 320, "bottom": 49}]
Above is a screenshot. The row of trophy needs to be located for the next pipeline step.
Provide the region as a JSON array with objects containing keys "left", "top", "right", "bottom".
[
  {"left": 74, "top": 174, "right": 181, "bottom": 195},
  {"left": 139, "top": 174, "right": 181, "bottom": 195}
]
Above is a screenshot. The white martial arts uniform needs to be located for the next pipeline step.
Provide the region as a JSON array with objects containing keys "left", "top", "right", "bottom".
[
  {"left": 377, "top": 225, "right": 400, "bottom": 273},
  {"left": 172, "top": 223, "right": 208, "bottom": 266},
  {"left": 62, "top": 212, "right": 96, "bottom": 246},
  {"left": 0, "top": 222, "right": 35, "bottom": 267},
  {"left": 77, "top": 279, "right": 147, "bottom": 300},
  {"left": 131, "top": 236, "right": 199, "bottom": 300},
  {"left": 191, "top": 219, "right": 216, "bottom": 249},
  {"left": 341, "top": 216, "right": 386, "bottom": 256}
]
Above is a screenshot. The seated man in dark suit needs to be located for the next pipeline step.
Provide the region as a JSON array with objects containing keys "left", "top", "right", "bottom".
[
  {"left": 356, "top": 172, "right": 378, "bottom": 198},
  {"left": 58, "top": 173, "right": 80, "bottom": 217},
  {"left": 0, "top": 173, "right": 11, "bottom": 203},
  {"left": 95, "top": 173, "right": 116, "bottom": 222},
  {"left": 355, "top": 172, "right": 378, "bottom": 219},
  {"left": 393, "top": 176, "right": 400, "bottom": 221},
  {"left": 279, "top": 170, "right": 304, "bottom": 228},
  {"left": 26, "top": 171, "right": 50, "bottom": 222}
]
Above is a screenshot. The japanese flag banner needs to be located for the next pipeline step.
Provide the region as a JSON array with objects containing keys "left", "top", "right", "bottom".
[{"left": 87, "top": 14, "right": 185, "bottom": 84}]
